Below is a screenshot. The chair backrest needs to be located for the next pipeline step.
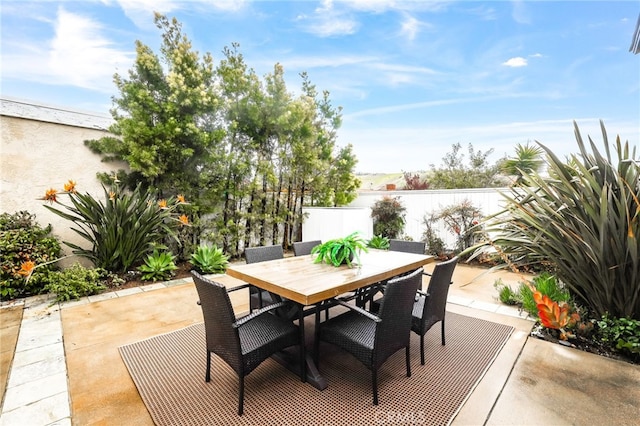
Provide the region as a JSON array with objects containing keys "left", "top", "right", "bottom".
[
  {"left": 421, "top": 256, "right": 459, "bottom": 328},
  {"left": 389, "top": 239, "right": 426, "bottom": 255},
  {"left": 375, "top": 267, "right": 424, "bottom": 367},
  {"left": 245, "top": 244, "right": 284, "bottom": 264},
  {"left": 191, "top": 271, "right": 243, "bottom": 374},
  {"left": 292, "top": 240, "right": 322, "bottom": 256}
]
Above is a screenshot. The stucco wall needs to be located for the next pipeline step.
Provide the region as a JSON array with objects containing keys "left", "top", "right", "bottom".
[{"left": 1, "top": 113, "right": 126, "bottom": 263}]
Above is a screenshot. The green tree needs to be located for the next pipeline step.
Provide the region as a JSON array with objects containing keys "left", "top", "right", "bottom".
[
  {"left": 429, "top": 143, "right": 505, "bottom": 189},
  {"left": 84, "top": 14, "right": 360, "bottom": 256},
  {"left": 86, "top": 13, "right": 224, "bottom": 201}
]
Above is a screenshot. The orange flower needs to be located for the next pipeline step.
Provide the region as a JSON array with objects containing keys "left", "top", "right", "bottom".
[
  {"left": 109, "top": 191, "right": 116, "bottom": 200},
  {"left": 158, "top": 199, "right": 168, "bottom": 209},
  {"left": 43, "top": 188, "right": 58, "bottom": 203},
  {"left": 178, "top": 214, "right": 189, "bottom": 226},
  {"left": 177, "top": 194, "right": 186, "bottom": 204},
  {"left": 64, "top": 180, "right": 77, "bottom": 193},
  {"left": 18, "top": 261, "right": 36, "bottom": 277}
]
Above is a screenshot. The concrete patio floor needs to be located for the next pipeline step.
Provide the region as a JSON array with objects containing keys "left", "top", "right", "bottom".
[{"left": 1, "top": 263, "right": 639, "bottom": 425}]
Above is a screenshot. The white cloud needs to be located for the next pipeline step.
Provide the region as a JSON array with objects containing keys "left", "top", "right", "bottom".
[
  {"left": 113, "top": 0, "right": 247, "bottom": 29},
  {"left": 1, "top": 8, "right": 133, "bottom": 93},
  {"left": 502, "top": 57, "right": 528, "bottom": 67},
  {"left": 511, "top": 0, "right": 532, "bottom": 24},
  {"left": 400, "top": 14, "right": 421, "bottom": 41},
  {"left": 299, "top": 0, "right": 358, "bottom": 37}
]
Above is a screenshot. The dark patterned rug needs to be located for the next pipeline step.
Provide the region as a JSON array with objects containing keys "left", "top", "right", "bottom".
[{"left": 119, "top": 312, "right": 513, "bottom": 426}]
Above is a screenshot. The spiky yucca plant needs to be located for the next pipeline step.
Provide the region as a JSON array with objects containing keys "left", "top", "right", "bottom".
[{"left": 472, "top": 121, "right": 639, "bottom": 319}]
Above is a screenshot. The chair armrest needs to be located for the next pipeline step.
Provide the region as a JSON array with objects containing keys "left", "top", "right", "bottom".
[
  {"left": 233, "top": 301, "right": 290, "bottom": 328},
  {"left": 333, "top": 299, "right": 381, "bottom": 323},
  {"left": 226, "top": 283, "right": 251, "bottom": 293}
]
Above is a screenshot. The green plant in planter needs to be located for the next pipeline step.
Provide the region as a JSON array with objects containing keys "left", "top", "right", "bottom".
[
  {"left": 138, "top": 249, "right": 178, "bottom": 281},
  {"left": 190, "top": 244, "right": 229, "bottom": 274},
  {"left": 311, "top": 232, "right": 369, "bottom": 267}
]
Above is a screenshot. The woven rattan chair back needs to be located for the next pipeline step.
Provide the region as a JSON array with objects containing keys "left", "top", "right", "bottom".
[
  {"left": 292, "top": 240, "right": 322, "bottom": 256},
  {"left": 374, "top": 267, "right": 424, "bottom": 368},
  {"left": 244, "top": 244, "right": 284, "bottom": 264},
  {"left": 389, "top": 239, "right": 426, "bottom": 255},
  {"left": 244, "top": 245, "right": 284, "bottom": 311},
  {"left": 316, "top": 267, "right": 423, "bottom": 405},
  {"left": 191, "top": 271, "right": 242, "bottom": 373},
  {"left": 412, "top": 256, "right": 459, "bottom": 365}
]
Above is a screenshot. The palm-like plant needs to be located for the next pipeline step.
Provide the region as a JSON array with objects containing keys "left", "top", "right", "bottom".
[
  {"left": 471, "top": 121, "right": 639, "bottom": 319},
  {"left": 501, "top": 142, "right": 544, "bottom": 185}
]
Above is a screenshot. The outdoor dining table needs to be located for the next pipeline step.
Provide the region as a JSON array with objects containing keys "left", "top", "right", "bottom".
[{"left": 225, "top": 248, "right": 435, "bottom": 390}]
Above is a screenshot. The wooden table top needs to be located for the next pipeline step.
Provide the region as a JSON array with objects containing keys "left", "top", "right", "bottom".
[{"left": 226, "top": 249, "right": 434, "bottom": 306}]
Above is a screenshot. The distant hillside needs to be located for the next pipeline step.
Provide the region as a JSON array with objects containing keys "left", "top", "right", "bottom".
[{"left": 356, "top": 173, "right": 406, "bottom": 190}]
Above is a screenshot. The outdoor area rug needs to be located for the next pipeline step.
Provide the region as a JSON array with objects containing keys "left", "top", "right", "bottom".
[{"left": 119, "top": 312, "right": 513, "bottom": 426}]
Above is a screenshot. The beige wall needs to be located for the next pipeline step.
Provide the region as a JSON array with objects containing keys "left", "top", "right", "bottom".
[{"left": 1, "top": 115, "right": 126, "bottom": 265}]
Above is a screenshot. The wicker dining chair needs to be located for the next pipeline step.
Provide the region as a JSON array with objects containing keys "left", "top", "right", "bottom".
[
  {"left": 314, "top": 267, "right": 423, "bottom": 405},
  {"left": 245, "top": 245, "right": 284, "bottom": 311},
  {"left": 366, "top": 239, "right": 427, "bottom": 309},
  {"left": 292, "top": 240, "right": 322, "bottom": 256},
  {"left": 389, "top": 239, "right": 426, "bottom": 255},
  {"left": 412, "top": 256, "right": 459, "bottom": 365},
  {"left": 191, "top": 271, "right": 304, "bottom": 415}
]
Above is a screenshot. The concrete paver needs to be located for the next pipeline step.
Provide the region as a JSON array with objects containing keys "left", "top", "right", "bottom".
[{"left": 0, "top": 263, "right": 638, "bottom": 425}]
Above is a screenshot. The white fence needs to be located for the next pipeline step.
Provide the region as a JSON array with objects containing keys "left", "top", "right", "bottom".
[{"left": 304, "top": 188, "right": 509, "bottom": 249}]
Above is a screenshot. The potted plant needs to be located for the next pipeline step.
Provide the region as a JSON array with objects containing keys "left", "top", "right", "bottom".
[{"left": 311, "top": 231, "right": 369, "bottom": 267}]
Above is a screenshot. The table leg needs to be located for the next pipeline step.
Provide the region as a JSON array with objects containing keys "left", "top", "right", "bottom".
[{"left": 270, "top": 302, "right": 328, "bottom": 390}]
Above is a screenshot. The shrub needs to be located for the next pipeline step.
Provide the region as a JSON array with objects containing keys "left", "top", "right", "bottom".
[
  {"left": 422, "top": 212, "right": 447, "bottom": 257},
  {"left": 42, "top": 180, "right": 188, "bottom": 273},
  {"left": 493, "top": 279, "right": 519, "bottom": 305},
  {"left": 597, "top": 315, "right": 640, "bottom": 361},
  {"left": 402, "top": 172, "right": 429, "bottom": 190},
  {"left": 138, "top": 249, "right": 178, "bottom": 281},
  {"left": 190, "top": 245, "right": 229, "bottom": 274},
  {"left": 371, "top": 196, "right": 406, "bottom": 239},
  {"left": 0, "top": 211, "right": 62, "bottom": 299},
  {"left": 473, "top": 121, "right": 640, "bottom": 319},
  {"left": 422, "top": 199, "right": 484, "bottom": 257},
  {"left": 43, "top": 263, "right": 107, "bottom": 302}
]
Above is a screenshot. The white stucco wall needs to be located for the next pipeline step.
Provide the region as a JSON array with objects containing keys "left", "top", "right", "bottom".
[
  {"left": 301, "top": 207, "right": 373, "bottom": 243},
  {"left": 1, "top": 98, "right": 126, "bottom": 264},
  {"left": 348, "top": 188, "right": 508, "bottom": 248}
]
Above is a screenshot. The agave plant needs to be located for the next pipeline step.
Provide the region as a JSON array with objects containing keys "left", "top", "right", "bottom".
[
  {"left": 470, "top": 120, "right": 639, "bottom": 319},
  {"left": 138, "top": 249, "right": 178, "bottom": 281},
  {"left": 367, "top": 234, "right": 390, "bottom": 249},
  {"left": 190, "top": 244, "right": 229, "bottom": 274}
]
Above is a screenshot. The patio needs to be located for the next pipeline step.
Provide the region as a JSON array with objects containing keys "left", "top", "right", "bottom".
[{"left": 1, "top": 263, "right": 639, "bottom": 425}]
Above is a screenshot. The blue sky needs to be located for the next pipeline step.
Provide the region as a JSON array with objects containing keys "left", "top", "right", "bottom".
[{"left": 1, "top": 1, "right": 639, "bottom": 173}]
